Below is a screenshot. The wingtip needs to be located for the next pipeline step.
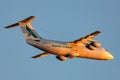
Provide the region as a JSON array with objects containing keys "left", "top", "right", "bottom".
[
  {"left": 96, "top": 31, "right": 101, "bottom": 33},
  {"left": 30, "top": 16, "right": 35, "bottom": 18},
  {"left": 31, "top": 56, "right": 36, "bottom": 58},
  {"left": 31, "top": 55, "right": 40, "bottom": 58},
  {"left": 4, "top": 26, "right": 8, "bottom": 28},
  {"left": 91, "top": 31, "right": 101, "bottom": 36}
]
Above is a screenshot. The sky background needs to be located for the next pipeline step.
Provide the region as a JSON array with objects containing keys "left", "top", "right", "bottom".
[{"left": 0, "top": 0, "right": 120, "bottom": 80}]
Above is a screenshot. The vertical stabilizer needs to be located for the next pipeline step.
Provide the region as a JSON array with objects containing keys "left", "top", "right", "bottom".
[{"left": 5, "top": 16, "right": 42, "bottom": 40}]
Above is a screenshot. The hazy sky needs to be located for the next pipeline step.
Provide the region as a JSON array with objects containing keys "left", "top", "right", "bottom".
[{"left": 0, "top": 0, "right": 120, "bottom": 80}]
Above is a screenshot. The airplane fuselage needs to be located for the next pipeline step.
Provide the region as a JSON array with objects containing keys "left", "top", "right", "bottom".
[
  {"left": 27, "top": 38, "right": 113, "bottom": 60},
  {"left": 27, "top": 39, "right": 72, "bottom": 56},
  {"left": 5, "top": 16, "right": 114, "bottom": 61}
]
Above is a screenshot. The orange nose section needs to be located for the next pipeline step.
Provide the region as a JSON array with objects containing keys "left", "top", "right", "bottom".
[{"left": 105, "top": 52, "right": 114, "bottom": 60}]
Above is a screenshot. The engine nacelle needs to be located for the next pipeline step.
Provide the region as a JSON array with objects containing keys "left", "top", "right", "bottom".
[
  {"left": 90, "top": 41, "right": 101, "bottom": 48},
  {"left": 56, "top": 56, "right": 67, "bottom": 61},
  {"left": 86, "top": 44, "right": 96, "bottom": 50}
]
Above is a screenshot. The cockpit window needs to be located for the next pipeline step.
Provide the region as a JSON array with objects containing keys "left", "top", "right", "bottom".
[{"left": 105, "top": 49, "right": 108, "bottom": 51}]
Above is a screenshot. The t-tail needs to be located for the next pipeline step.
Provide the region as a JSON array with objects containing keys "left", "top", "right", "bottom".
[{"left": 5, "top": 16, "right": 42, "bottom": 40}]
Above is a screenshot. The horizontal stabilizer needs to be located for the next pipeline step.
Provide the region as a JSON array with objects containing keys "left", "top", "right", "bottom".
[
  {"left": 4, "top": 16, "right": 35, "bottom": 29},
  {"left": 5, "top": 23, "right": 19, "bottom": 28},
  {"left": 20, "top": 16, "right": 35, "bottom": 23}
]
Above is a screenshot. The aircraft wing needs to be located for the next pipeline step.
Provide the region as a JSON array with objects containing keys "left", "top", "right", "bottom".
[
  {"left": 32, "top": 52, "right": 49, "bottom": 58},
  {"left": 69, "top": 31, "right": 101, "bottom": 44}
]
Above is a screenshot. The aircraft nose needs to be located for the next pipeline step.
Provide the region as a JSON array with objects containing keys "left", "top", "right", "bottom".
[{"left": 106, "top": 52, "right": 114, "bottom": 60}]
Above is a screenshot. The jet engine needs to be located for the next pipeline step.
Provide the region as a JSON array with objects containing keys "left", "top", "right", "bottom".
[
  {"left": 90, "top": 41, "right": 101, "bottom": 48},
  {"left": 86, "top": 44, "right": 96, "bottom": 50},
  {"left": 56, "top": 56, "right": 67, "bottom": 61}
]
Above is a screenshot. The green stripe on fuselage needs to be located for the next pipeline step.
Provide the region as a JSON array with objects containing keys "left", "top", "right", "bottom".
[{"left": 26, "top": 25, "right": 38, "bottom": 38}]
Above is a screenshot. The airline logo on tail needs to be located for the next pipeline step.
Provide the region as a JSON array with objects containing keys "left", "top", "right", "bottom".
[{"left": 26, "top": 25, "right": 38, "bottom": 38}]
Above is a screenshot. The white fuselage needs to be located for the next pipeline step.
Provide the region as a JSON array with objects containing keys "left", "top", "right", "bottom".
[
  {"left": 26, "top": 39, "right": 113, "bottom": 60},
  {"left": 27, "top": 39, "right": 72, "bottom": 56}
]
